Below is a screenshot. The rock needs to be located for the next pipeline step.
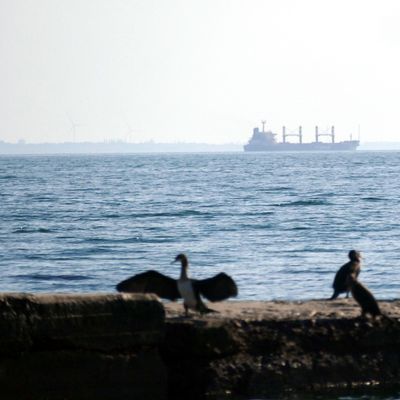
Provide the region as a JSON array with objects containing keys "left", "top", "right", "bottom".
[
  {"left": 163, "top": 300, "right": 400, "bottom": 398},
  {"left": 0, "top": 293, "right": 166, "bottom": 400},
  {"left": 2, "top": 295, "right": 400, "bottom": 399},
  {"left": 0, "top": 293, "right": 165, "bottom": 353},
  {"left": 1, "top": 349, "right": 166, "bottom": 400}
]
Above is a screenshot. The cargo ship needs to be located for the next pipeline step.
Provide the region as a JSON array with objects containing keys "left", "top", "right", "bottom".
[{"left": 244, "top": 122, "right": 359, "bottom": 152}]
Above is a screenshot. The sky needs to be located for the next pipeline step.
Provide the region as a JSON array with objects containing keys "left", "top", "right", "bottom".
[{"left": 1, "top": 0, "right": 400, "bottom": 144}]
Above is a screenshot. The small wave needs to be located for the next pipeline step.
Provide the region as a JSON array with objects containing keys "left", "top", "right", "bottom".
[
  {"left": 38, "top": 228, "right": 52, "bottom": 233},
  {"left": 54, "top": 247, "right": 113, "bottom": 258},
  {"left": 12, "top": 274, "right": 92, "bottom": 281},
  {"left": 239, "top": 223, "right": 273, "bottom": 229},
  {"left": 84, "top": 237, "right": 143, "bottom": 244},
  {"left": 214, "top": 211, "right": 274, "bottom": 217},
  {"left": 13, "top": 227, "right": 52, "bottom": 234},
  {"left": 0, "top": 175, "right": 18, "bottom": 180},
  {"left": 24, "top": 254, "right": 47, "bottom": 260},
  {"left": 361, "top": 197, "right": 385, "bottom": 202},
  {"left": 33, "top": 196, "right": 55, "bottom": 201},
  {"left": 275, "top": 199, "right": 329, "bottom": 207},
  {"left": 240, "top": 211, "right": 275, "bottom": 217},
  {"left": 102, "top": 213, "right": 122, "bottom": 218},
  {"left": 130, "top": 210, "right": 209, "bottom": 218},
  {"left": 284, "top": 269, "right": 311, "bottom": 275},
  {"left": 138, "top": 237, "right": 178, "bottom": 244},
  {"left": 257, "top": 186, "right": 293, "bottom": 193}
]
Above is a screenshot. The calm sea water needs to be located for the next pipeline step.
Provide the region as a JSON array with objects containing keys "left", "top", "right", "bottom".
[
  {"left": 1, "top": 151, "right": 400, "bottom": 300},
  {"left": 1, "top": 151, "right": 400, "bottom": 399}
]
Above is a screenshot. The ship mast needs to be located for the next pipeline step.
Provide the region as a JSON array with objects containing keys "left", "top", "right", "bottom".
[{"left": 261, "top": 120, "right": 266, "bottom": 133}]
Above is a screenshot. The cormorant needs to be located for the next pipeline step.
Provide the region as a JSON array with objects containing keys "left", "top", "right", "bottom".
[
  {"left": 347, "top": 273, "right": 382, "bottom": 318},
  {"left": 330, "top": 250, "right": 362, "bottom": 300},
  {"left": 116, "top": 253, "right": 238, "bottom": 316}
]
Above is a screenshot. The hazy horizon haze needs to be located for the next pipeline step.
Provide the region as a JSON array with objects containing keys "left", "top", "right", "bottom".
[{"left": 1, "top": 0, "right": 400, "bottom": 144}]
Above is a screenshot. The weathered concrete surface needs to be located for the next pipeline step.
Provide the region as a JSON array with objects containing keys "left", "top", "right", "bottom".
[
  {"left": 0, "top": 293, "right": 166, "bottom": 400},
  {"left": 0, "top": 293, "right": 165, "bottom": 352},
  {"left": 163, "top": 299, "right": 400, "bottom": 399},
  {"left": 1, "top": 294, "right": 400, "bottom": 399},
  {"left": 165, "top": 298, "right": 400, "bottom": 321}
]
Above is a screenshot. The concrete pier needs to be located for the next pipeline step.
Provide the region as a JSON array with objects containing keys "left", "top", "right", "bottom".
[
  {"left": 0, "top": 293, "right": 166, "bottom": 400},
  {"left": 1, "top": 294, "right": 400, "bottom": 399}
]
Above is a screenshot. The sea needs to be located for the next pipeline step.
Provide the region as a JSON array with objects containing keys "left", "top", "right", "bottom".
[{"left": 1, "top": 151, "right": 400, "bottom": 399}]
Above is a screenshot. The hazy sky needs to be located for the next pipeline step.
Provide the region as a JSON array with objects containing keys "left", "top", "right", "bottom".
[{"left": 1, "top": 0, "right": 400, "bottom": 144}]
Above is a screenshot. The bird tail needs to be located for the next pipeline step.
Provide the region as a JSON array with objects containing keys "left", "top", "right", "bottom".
[{"left": 329, "top": 291, "right": 339, "bottom": 300}]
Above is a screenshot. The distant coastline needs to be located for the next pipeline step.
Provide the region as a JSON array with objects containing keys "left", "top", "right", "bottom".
[
  {"left": 0, "top": 140, "right": 400, "bottom": 154},
  {"left": 0, "top": 141, "right": 242, "bottom": 154}
]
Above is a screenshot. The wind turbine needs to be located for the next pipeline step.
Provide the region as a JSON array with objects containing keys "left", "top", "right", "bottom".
[
  {"left": 66, "top": 113, "right": 82, "bottom": 143},
  {"left": 121, "top": 112, "right": 141, "bottom": 143},
  {"left": 124, "top": 120, "right": 135, "bottom": 143}
]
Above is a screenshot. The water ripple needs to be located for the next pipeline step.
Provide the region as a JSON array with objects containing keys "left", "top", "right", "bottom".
[
  {"left": 1, "top": 152, "right": 400, "bottom": 300},
  {"left": 12, "top": 274, "right": 92, "bottom": 281}
]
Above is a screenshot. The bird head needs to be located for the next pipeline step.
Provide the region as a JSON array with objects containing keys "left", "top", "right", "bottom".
[
  {"left": 348, "top": 250, "right": 362, "bottom": 262},
  {"left": 173, "top": 253, "right": 189, "bottom": 268}
]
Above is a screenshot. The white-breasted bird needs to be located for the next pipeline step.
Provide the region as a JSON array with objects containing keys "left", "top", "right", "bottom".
[{"left": 116, "top": 253, "right": 238, "bottom": 316}]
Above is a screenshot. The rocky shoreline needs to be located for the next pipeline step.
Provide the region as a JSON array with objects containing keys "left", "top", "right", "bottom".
[
  {"left": 1, "top": 293, "right": 400, "bottom": 399},
  {"left": 165, "top": 299, "right": 400, "bottom": 398}
]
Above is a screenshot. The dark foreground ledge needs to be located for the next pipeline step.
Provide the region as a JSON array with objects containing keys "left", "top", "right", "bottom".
[
  {"left": 1, "top": 294, "right": 400, "bottom": 399},
  {"left": 0, "top": 293, "right": 166, "bottom": 400},
  {"left": 165, "top": 300, "right": 400, "bottom": 399}
]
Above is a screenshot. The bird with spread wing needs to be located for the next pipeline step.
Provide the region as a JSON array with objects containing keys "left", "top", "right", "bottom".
[{"left": 116, "top": 253, "right": 238, "bottom": 316}]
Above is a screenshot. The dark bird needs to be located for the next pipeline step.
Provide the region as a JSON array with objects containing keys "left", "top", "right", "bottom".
[
  {"left": 116, "top": 253, "right": 238, "bottom": 316},
  {"left": 330, "top": 250, "right": 362, "bottom": 300},
  {"left": 347, "top": 273, "right": 383, "bottom": 319}
]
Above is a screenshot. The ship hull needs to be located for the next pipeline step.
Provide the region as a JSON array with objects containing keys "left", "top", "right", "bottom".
[{"left": 244, "top": 140, "right": 359, "bottom": 152}]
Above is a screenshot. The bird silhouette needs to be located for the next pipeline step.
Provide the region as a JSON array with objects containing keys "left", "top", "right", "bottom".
[{"left": 116, "top": 253, "right": 238, "bottom": 316}]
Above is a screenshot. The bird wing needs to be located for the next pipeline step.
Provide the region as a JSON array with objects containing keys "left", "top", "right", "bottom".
[
  {"left": 333, "top": 261, "right": 361, "bottom": 289},
  {"left": 116, "top": 270, "right": 181, "bottom": 301},
  {"left": 193, "top": 273, "right": 238, "bottom": 302},
  {"left": 332, "top": 263, "right": 349, "bottom": 289}
]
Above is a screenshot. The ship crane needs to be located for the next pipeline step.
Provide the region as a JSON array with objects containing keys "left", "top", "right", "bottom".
[
  {"left": 282, "top": 126, "right": 303, "bottom": 144},
  {"left": 315, "top": 126, "right": 335, "bottom": 143}
]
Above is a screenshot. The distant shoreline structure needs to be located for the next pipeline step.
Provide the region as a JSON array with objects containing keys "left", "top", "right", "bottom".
[
  {"left": 244, "top": 121, "right": 359, "bottom": 152},
  {"left": 0, "top": 139, "right": 399, "bottom": 154},
  {"left": 0, "top": 141, "right": 242, "bottom": 154}
]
